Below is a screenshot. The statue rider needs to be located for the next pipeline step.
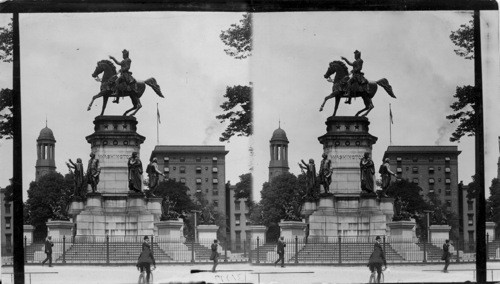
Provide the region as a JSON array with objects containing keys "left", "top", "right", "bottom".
[
  {"left": 341, "top": 50, "right": 367, "bottom": 104},
  {"left": 109, "top": 49, "right": 136, "bottom": 104}
]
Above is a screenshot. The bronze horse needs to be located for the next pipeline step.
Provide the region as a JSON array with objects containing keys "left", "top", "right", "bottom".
[
  {"left": 319, "top": 60, "right": 395, "bottom": 117},
  {"left": 88, "top": 60, "right": 164, "bottom": 116}
]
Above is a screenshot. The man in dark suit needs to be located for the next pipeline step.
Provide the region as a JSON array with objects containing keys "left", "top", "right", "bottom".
[
  {"left": 368, "top": 236, "right": 386, "bottom": 283},
  {"left": 274, "top": 236, "right": 286, "bottom": 268},
  {"left": 42, "top": 236, "right": 54, "bottom": 267},
  {"left": 442, "top": 239, "right": 451, "bottom": 273}
]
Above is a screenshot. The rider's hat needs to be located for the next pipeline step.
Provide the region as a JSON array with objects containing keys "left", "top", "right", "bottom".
[
  {"left": 122, "top": 49, "right": 129, "bottom": 55},
  {"left": 354, "top": 50, "right": 361, "bottom": 55}
]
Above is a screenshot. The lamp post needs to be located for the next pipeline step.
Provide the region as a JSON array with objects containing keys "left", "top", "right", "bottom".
[
  {"left": 423, "top": 210, "right": 433, "bottom": 243},
  {"left": 191, "top": 210, "right": 201, "bottom": 242}
]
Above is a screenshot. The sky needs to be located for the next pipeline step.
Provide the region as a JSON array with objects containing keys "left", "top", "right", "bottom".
[
  {"left": 0, "top": 10, "right": 499, "bottom": 203},
  {"left": 0, "top": 12, "right": 251, "bottom": 200},
  {"left": 251, "top": 11, "right": 499, "bottom": 198}
]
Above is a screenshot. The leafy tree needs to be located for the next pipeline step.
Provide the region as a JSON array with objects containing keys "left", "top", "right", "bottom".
[
  {"left": 0, "top": 21, "right": 12, "bottom": 63},
  {"left": 219, "top": 13, "right": 251, "bottom": 59},
  {"left": 233, "top": 173, "right": 252, "bottom": 201},
  {"left": 216, "top": 85, "right": 252, "bottom": 142},
  {"left": 0, "top": 21, "right": 13, "bottom": 139},
  {"left": 25, "top": 172, "right": 73, "bottom": 239},
  {"left": 258, "top": 172, "right": 306, "bottom": 240},
  {"left": 3, "top": 183, "right": 13, "bottom": 202},
  {"left": 446, "top": 15, "right": 478, "bottom": 142},
  {"left": 152, "top": 179, "right": 196, "bottom": 216},
  {"left": 449, "top": 18, "right": 474, "bottom": 60},
  {"left": 488, "top": 178, "right": 500, "bottom": 233}
]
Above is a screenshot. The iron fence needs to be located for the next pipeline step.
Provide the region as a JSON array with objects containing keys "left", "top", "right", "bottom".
[{"left": 20, "top": 235, "right": 485, "bottom": 265}]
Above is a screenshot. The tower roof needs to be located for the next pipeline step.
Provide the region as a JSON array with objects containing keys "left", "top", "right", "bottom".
[
  {"left": 270, "top": 127, "right": 288, "bottom": 142},
  {"left": 37, "top": 127, "right": 55, "bottom": 141}
]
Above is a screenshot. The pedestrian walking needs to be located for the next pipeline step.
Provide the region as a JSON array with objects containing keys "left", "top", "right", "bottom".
[
  {"left": 274, "top": 236, "right": 286, "bottom": 267},
  {"left": 137, "top": 236, "right": 156, "bottom": 284},
  {"left": 41, "top": 236, "right": 54, "bottom": 267},
  {"left": 210, "top": 239, "right": 220, "bottom": 272},
  {"left": 368, "top": 236, "right": 387, "bottom": 283},
  {"left": 442, "top": 239, "right": 451, "bottom": 273}
]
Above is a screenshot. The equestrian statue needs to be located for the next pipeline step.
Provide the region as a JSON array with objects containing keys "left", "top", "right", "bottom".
[
  {"left": 87, "top": 49, "right": 164, "bottom": 116},
  {"left": 319, "top": 50, "right": 396, "bottom": 117}
]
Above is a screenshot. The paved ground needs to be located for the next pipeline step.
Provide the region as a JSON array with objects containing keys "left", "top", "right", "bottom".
[{"left": 1, "top": 262, "right": 498, "bottom": 283}]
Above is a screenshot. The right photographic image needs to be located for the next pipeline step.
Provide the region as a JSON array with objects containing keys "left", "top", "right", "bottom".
[{"left": 247, "top": 10, "right": 499, "bottom": 283}]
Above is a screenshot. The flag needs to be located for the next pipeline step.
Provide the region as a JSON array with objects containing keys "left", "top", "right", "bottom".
[
  {"left": 157, "top": 104, "right": 161, "bottom": 124},
  {"left": 389, "top": 105, "right": 393, "bottom": 124}
]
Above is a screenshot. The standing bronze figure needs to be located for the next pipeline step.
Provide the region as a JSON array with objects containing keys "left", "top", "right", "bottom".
[
  {"left": 87, "top": 50, "right": 164, "bottom": 116},
  {"left": 319, "top": 51, "right": 396, "bottom": 117},
  {"left": 146, "top": 157, "right": 164, "bottom": 197},
  {"left": 360, "top": 152, "right": 375, "bottom": 193},
  {"left": 128, "top": 152, "right": 143, "bottom": 193},
  {"left": 299, "top": 159, "right": 317, "bottom": 198},
  {"left": 86, "top": 153, "right": 101, "bottom": 193},
  {"left": 67, "top": 158, "right": 85, "bottom": 197},
  {"left": 318, "top": 153, "right": 333, "bottom": 194},
  {"left": 379, "top": 158, "right": 396, "bottom": 197}
]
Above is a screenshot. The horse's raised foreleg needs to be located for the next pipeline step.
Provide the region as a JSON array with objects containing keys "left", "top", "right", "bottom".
[
  {"left": 320, "top": 93, "right": 335, "bottom": 112},
  {"left": 87, "top": 91, "right": 106, "bottom": 111}
]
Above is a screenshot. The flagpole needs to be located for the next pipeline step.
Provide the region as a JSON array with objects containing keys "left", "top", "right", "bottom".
[
  {"left": 389, "top": 103, "right": 392, "bottom": 145},
  {"left": 157, "top": 103, "right": 159, "bottom": 145}
]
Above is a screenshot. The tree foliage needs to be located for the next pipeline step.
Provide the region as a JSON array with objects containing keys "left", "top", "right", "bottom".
[
  {"left": 25, "top": 172, "right": 73, "bottom": 239},
  {"left": 449, "top": 18, "right": 474, "bottom": 60},
  {"left": 446, "top": 85, "right": 480, "bottom": 142},
  {"left": 257, "top": 172, "right": 306, "bottom": 240},
  {"left": 488, "top": 178, "right": 500, "bottom": 227},
  {"left": 0, "top": 21, "right": 12, "bottom": 63},
  {"left": 219, "top": 13, "right": 252, "bottom": 59},
  {"left": 447, "top": 16, "right": 478, "bottom": 143},
  {"left": 233, "top": 173, "right": 252, "bottom": 201},
  {"left": 216, "top": 85, "right": 252, "bottom": 142},
  {"left": 152, "top": 179, "right": 196, "bottom": 216}
]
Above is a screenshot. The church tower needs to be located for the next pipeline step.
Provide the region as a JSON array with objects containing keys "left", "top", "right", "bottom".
[
  {"left": 35, "top": 124, "right": 56, "bottom": 181},
  {"left": 268, "top": 124, "right": 289, "bottom": 181}
]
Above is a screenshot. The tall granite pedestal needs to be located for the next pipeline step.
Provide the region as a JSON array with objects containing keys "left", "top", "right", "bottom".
[
  {"left": 307, "top": 117, "right": 393, "bottom": 239},
  {"left": 73, "top": 116, "right": 160, "bottom": 237}
]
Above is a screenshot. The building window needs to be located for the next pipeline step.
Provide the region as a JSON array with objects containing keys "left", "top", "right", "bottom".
[
  {"left": 438, "top": 188, "right": 442, "bottom": 194},
  {"left": 173, "top": 166, "right": 176, "bottom": 170},
  {"left": 180, "top": 157, "right": 185, "bottom": 162},
  {"left": 412, "top": 167, "right": 418, "bottom": 173},
  {"left": 428, "top": 167, "right": 434, "bottom": 173},
  {"left": 180, "top": 166, "right": 186, "bottom": 174},
  {"left": 5, "top": 203, "right": 10, "bottom": 214},
  {"left": 213, "top": 188, "right": 218, "bottom": 196},
  {"left": 205, "top": 178, "right": 209, "bottom": 182},
  {"left": 205, "top": 167, "right": 208, "bottom": 171},
  {"left": 236, "top": 231, "right": 241, "bottom": 242},
  {"left": 235, "top": 214, "right": 240, "bottom": 226},
  {"left": 467, "top": 200, "right": 473, "bottom": 211},
  {"left": 445, "top": 189, "right": 451, "bottom": 196},
  {"left": 412, "top": 157, "right": 418, "bottom": 162},
  {"left": 468, "top": 231, "right": 474, "bottom": 241},
  {"left": 213, "top": 178, "right": 218, "bottom": 184},
  {"left": 445, "top": 157, "right": 451, "bottom": 162},
  {"left": 163, "top": 157, "right": 169, "bottom": 162},
  {"left": 396, "top": 157, "right": 402, "bottom": 162},
  {"left": 429, "top": 157, "right": 434, "bottom": 162},
  {"left": 245, "top": 214, "right": 251, "bottom": 225},
  {"left": 429, "top": 188, "right": 435, "bottom": 194},
  {"left": 429, "top": 178, "right": 435, "bottom": 184},
  {"left": 180, "top": 178, "right": 186, "bottom": 184},
  {"left": 446, "top": 200, "right": 452, "bottom": 207},
  {"left": 196, "top": 166, "right": 202, "bottom": 174},
  {"left": 445, "top": 179, "right": 451, "bottom": 184},
  {"left": 213, "top": 200, "right": 218, "bottom": 207},
  {"left": 445, "top": 167, "right": 451, "bottom": 173},
  {"left": 196, "top": 157, "right": 201, "bottom": 162},
  {"left": 438, "top": 167, "right": 441, "bottom": 171},
  {"left": 196, "top": 178, "right": 202, "bottom": 184},
  {"left": 5, "top": 234, "right": 11, "bottom": 248},
  {"left": 164, "top": 167, "right": 170, "bottom": 174},
  {"left": 5, "top": 217, "right": 11, "bottom": 229},
  {"left": 468, "top": 214, "right": 474, "bottom": 226},
  {"left": 412, "top": 178, "right": 419, "bottom": 184},
  {"left": 397, "top": 167, "right": 402, "bottom": 173},
  {"left": 213, "top": 157, "right": 218, "bottom": 162},
  {"left": 235, "top": 201, "right": 241, "bottom": 211},
  {"left": 212, "top": 167, "right": 218, "bottom": 173}
]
